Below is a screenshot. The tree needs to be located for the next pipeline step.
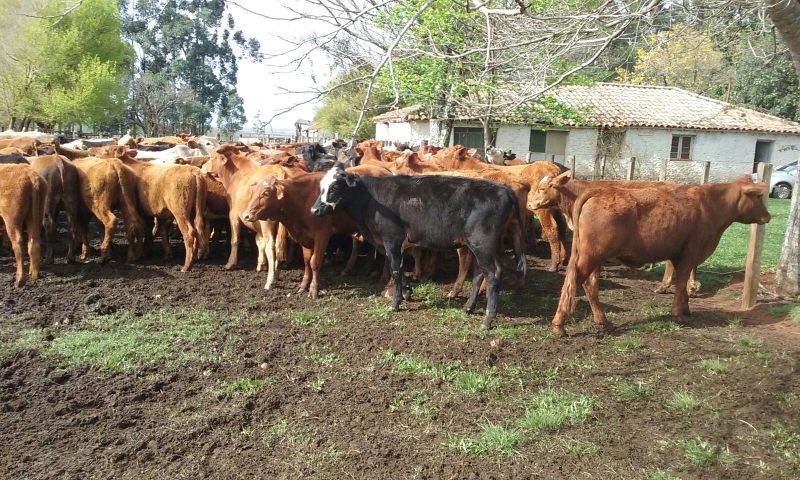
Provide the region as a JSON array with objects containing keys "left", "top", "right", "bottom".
[
  {"left": 0, "top": 0, "right": 132, "bottom": 131},
  {"left": 617, "top": 25, "right": 730, "bottom": 96},
  {"left": 123, "top": 0, "right": 261, "bottom": 134},
  {"left": 766, "top": 0, "right": 800, "bottom": 295}
]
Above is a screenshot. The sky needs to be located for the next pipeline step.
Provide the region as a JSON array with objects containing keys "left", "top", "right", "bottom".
[{"left": 228, "top": 1, "right": 332, "bottom": 133}]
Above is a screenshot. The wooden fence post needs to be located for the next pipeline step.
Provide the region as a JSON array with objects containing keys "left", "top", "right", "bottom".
[
  {"left": 700, "top": 161, "right": 711, "bottom": 184},
  {"left": 599, "top": 156, "right": 607, "bottom": 179},
  {"left": 626, "top": 157, "right": 636, "bottom": 180},
  {"left": 742, "top": 162, "right": 773, "bottom": 309},
  {"left": 659, "top": 158, "right": 668, "bottom": 181},
  {"left": 526, "top": 151, "right": 532, "bottom": 162},
  {"left": 592, "top": 155, "right": 600, "bottom": 180},
  {"left": 568, "top": 155, "right": 576, "bottom": 175}
]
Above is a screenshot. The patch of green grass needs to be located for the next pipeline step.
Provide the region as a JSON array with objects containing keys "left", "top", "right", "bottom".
[
  {"left": 413, "top": 281, "right": 443, "bottom": 308},
  {"left": 519, "top": 389, "right": 596, "bottom": 432},
  {"left": 555, "top": 437, "right": 601, "bottom": 455},
  {"left": 612, "top": 336, "right": 645, "bottom": 356},
  {"left": 769, "top": 425, "right": 800, "bottom": 459},
  {"left": 676, "top": 437, "right": 737, "bottom": 468},
  {"left": 48, "top": 308, "right": 243, "bottom": 372},
  {"left": 308, "top": 352, "right": 343, "bottom": 367},
  {"left": 738, "top": 334, "right": 764, "bottom": 348},
  {"left": 504, "top": 362, "right": 560, "bottom": 384},
  {"left": 497, "top": 291, "right": 514, "bottom": 309},
  {"left": 447, "top": 419, "right": 525, "bottom": 457},
  {"left": 291, "top": 308, "right": 336, "bottom": 327},
  {"left": 702, "top": 198, "right": 788, "bottom": 273},
  {"left": 380, "top": 350, "right": 460, "bottom": 382},
  {"left": 698, "top": 357, "right": 729, "bottom": 375},
  {"left": 612, "top": 380, "right": 653, "bottom": 402},
  {"left": 768, "top": 302, "right": 800, "bottom": 323},
  {"left": 0, "top": 328, "right": 49, "bottom": 363},
  {"left": 307, "top": 377, "right": 325, "bottom": 391},
  {"left": 262, "top": 419, "right": 315, "bottom": 448},
  {"left": 389, "top": 390, "right": 433, "bottom": 419},
  {"left": 727, "top": 317, "right": 743, "bottom": 328},
  {"left": 665, "top": 390, "right": 703, "bottom": 414},
  {"left": 635, "top": 320, "right": 682, "bottom": 332},
  {"left": 360, "top": 297, "right": 392, "bottom": 322},
  {"left": 452, "top": 369, "right": 501, "bottom": 395},
  {"left": 648, "top": 469, "right": 683, "bottom": 480},
  {"left": 217, "top": 377, "right": 274, "bottom": 396}
]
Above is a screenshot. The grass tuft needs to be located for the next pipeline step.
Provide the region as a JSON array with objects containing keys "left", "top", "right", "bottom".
[
  {"left": 217, "top": 377, "right": 274, "bottom": 396},
  {"left": 447, "top": 419, "right": 525, "bottom": 457},
  {"left": 555, "top": 438, "right": 601, "bottom": 455},
  {"left": 612, "top": 380, "right": 653, "bottom": 402},
  {"left": 519, "top": 388, "right": 596, "bottom": 432},
  {"left": 769, "top": 425, "right": 800, "bottom": 459},
  {"left": 612, "top": 337, "right": 645, "bottom": 355},
  {"left": 738, "top": 334, "right": 764, "bottom": 348},
  {"left": 452, "top": 369, "right": 501, "bottom": 395},
  {"left": 648, "top": 469, "right": 683, "bottom": 480},
  {"left": 635, "top": 320, "right": 682, "bottom": 332},
  {"left": 698, "top": 357, "right": 729, "bottom": 375},
  {"left": 676, "top": 437, "right": 737, "bottom": 468},
  {"left": 727, "top": 317, "right": 743, "bottom": 328},
  {"left": 665, "top": 390, "right": 703, "bottom": 414},
  {"left": 291, "top": 308, "right": 336, "bottom": 327},
  {"left": 768, "top": 302, "right": 800, "bottom": 323}
]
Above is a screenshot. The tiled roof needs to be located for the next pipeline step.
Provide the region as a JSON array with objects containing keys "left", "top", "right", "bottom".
[
  {"left": 372, "top": 83, "right": 800, "bottom": 134},
  {"left": 372, "top": 105, "right": 429, "bottom": 123}
]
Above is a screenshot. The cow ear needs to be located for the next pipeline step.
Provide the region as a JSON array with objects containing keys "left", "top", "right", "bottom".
[
  {"left": 466, "top": 148, "right": 477, "bottom": 157},
  {"left": 742, "top": 182, "right": 768, "bottom": 196},
  {"left": 187, "top": 140, "right": 198, "bottom": 149},
  {"left": 344, "top": 173, "right": 358, "bottom": 187},
  {"left": 554, "top": 170, "right": 572, "bottom": 185},
  {"left": 275, "top": 182, "right": 285, "bottom": 200}
]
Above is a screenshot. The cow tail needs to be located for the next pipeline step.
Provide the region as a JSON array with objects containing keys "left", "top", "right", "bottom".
[
  {"left": 112, "top": 161, "right": 145, "bottom": 248},
  {"left": 507, "top": 188, "right": 526, "bottom": 279},
  {"left": 276, "top": 222, "right": 288, "bottom": 262},
  {"left": 562, "top": 190, "right": 594, "bottom": 313},
  {"left": 30, "top": 171, "right": 48, "bottom": 237},
  {"left": 193, "top": 170, "right": 209, "bottom": 258}
]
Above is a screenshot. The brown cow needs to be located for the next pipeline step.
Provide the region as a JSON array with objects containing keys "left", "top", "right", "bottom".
[
  {"left": 72, "top": 156, "right": 145, "bottom": 263},
  {"left": 0, "top": 164, "right": 48, "bottom": 286},
  {"left": 241, "top": 172, "right": 359, "bottom": 298},
  {"left": 28, "top": 154, "right": 81, "bottom": 264},
  {"left": 203, "top": 172, "right": 231, "bottom": 250},
  {"left": 203, "top": 145, "right": 290, "bottom": 290},
  {"left": 547, "top": 175, "right": 770, "bottom": 336},
  {"left": 108, "top": 147, "right": 208, "bottom": 271},
  {"left": 500, "top": 162, "right": 570, "bottom": 271},
  {"left": 530, "top": 171, "right": 700, "bottom": 295},
  {"left": 0, "top": 137, "right": 39, "bottom": 156}
]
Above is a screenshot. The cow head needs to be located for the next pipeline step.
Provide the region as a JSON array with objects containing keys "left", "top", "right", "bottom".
[
  {"left": 242, "top": 176, "right": 283, "bottom": 222},
  {"left": 733, "top": 175, "right": 771, "bottom": 225},
  {"left": 528, "top": 170, "right": 572, "bottom": 210},
  {"left": 300, "top": 143, "right": 336, "bottom": 172},
  {"left": 311, "top": 163, "right": 358, "bottom": 217}
]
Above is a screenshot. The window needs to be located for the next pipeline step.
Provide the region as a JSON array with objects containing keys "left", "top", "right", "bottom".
[
  {"left": 529, "top": 130, "right": 547, "bottom": 153},
  {"left": 452, "top": 127, "right": 485, "bottom": 153},
  {"left": 529, "top": 129, "right": 567, "bottom": 162},
  {"left": 670, "top": 136, "right": 693, "bottom": 160}
]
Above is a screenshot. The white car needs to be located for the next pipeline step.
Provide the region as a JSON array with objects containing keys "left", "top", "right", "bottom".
[{"left": 752, "top": 162, "right": 796, "bottom": 199}]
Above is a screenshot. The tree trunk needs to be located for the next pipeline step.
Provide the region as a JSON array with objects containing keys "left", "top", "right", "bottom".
[
  {"left": 8, "top": 117, "right": 16, "bottom": 130},
  {"left": 766, "top": 1, "right": 800, "bottom": 294},
  {"left": 428, "top": 89, "right": 455, "bottom": 147}
]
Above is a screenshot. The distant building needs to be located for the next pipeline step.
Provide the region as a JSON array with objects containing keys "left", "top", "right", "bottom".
[{"left": 372, "top": 83, "right": 800, "bottom": 182}]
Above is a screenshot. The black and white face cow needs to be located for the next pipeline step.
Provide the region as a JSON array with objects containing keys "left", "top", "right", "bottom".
[{"left": 310, "top": 164, "right": 355, "bottom": 216}]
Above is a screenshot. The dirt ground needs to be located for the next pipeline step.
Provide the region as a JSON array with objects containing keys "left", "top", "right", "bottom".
[{"left": 1, "top": 226, "right": 799, "bottom": 480}]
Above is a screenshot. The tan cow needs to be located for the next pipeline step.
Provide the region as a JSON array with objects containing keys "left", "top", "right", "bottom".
[
  {"left": 72, "top": 156, "right": 145, "bottom": 263},
  {"left": 0, "top": 164, "right": 48, "bottom": 286},
  {"left": 28, "top": 154, "right": 81, "bottom": 264},
  {"left": 547, "top": 175, "right": 770, "bottom": 336},
  {"left": 203, "top": 145, "right": 292, "bottom": 290},
  {"left": 107, "top": 146, "right": 208, "bottom": 271},
  {"left": 0, "top": 137, "right": 40, "bottom": 156}
]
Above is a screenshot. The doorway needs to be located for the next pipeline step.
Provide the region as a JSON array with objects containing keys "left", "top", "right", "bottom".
[{"left": 754, "top": 140, "right": 773, "bottom": 173}]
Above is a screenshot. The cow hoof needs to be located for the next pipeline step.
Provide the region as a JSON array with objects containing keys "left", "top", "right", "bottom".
[
  {"left": 14, "top": 278, "right": 27, "bottom": 288},
  {"left": 224, "top": 263, "right": 236, "bottom": 270},
  {"left": 655, "top": 286, "right": 669, "bottom": 294},
  {"left": 552, "top": 326, "right": 567, "bottom": 337},
  {"left": 446, "top": 292, "right": 459, "bottom": 299},
  {"left": 595, "top": 321, "right": 615, "bottom": 333},
  {"left": 402, "top": 290, "right": 412, "bottom": 301},
  {"left": 180, "top": 267, "right": 191, "bottom": 273},
  {"left": 479, "top": 321, "right": 492, "bottom": 331},
  {"left": 547, "top": 265, "right": 558, "bottom": 273}
]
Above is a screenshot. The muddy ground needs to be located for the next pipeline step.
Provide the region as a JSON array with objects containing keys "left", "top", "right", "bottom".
[{"left": 1, "top": 225, "right": 799, "bottom": 480}]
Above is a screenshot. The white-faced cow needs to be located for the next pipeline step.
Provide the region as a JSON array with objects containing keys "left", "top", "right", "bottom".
[{"left": 310, "top": 164, "right": 527, "bottom": 330}]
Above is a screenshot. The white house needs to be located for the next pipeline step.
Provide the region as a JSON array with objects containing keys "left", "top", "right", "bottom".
[{"left": 372, "top": 83, "right": 800, "bottom": 183}]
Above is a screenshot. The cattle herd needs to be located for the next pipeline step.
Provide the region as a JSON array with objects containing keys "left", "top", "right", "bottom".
[{"left": 0, "top": 131, "right": 771, "bottom": 335}]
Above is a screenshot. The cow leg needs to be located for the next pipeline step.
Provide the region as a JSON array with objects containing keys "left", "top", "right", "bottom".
[
  {"left": 173, "top": 213, "right": 197, "bottom": 272},
  {"left": 157, "top": 219, "right": 173, "bottom": 260},
  {"left": 76, "top": 216, "right": 90, "bottom": 261},
  {"left": 64, "top": 202, "right": 79, "bottom": 264},
  {"left": 263, "top": 222, "right": 279, "bottom": 290},
  {"left": 41, "top": 208, "right": 55, "bottom": 265},
  {"left": 95, "top": 209, "right": 117, "bottom": 263},
  {"left": 342, "top": 235, "right": 362, "bottom": 276},
  {"left": 656, "top": 261, "right": 675, "bottom": 294},
  {"left": 309, "top": 234, "right": 331, "bottom": 299},
  {"left": 448, "top": 247, "right": 472, "bottom": 299},
  {"left": 583, "top": 267, "right": 612, "bottom": 331},
  {"left": 298, "top": 246, "right": 313, "bottom": 293},
  {"left": 536, "top": 208, "right": 561, "bottom": 272},
  {"left": 670, "top": 264, "right": 694, "bottom": 322},
  {"left": 463, "top": 262, "right": 485, "bottom": 315},
  {"left": 254, "top": 232, "right": 267, "bottom": 272},
  {"left": 422, "top": 249, "right": 439, "bottom": 280},
  {"left": 411, "top": 247, "right": 423, "bottom": 281},
  {"left": 507, "top": 219, "right": 526, "bottom": 291},
  {"left": 468, "top": 246, "right": 502, "bottom": 330},
  {"left": 552, "top": 258, "right": 597, "bottom": 336},
  {"left": 6, "top": 224, "right": 26, "bottom": 287},
  {"left": 224, "top": 213, "right": 242, "bottom": 270},
  {"left": 687, "top": 268, "right": 700, "bottom": 297},
  {"left": 26, "top": 212, "right": 42, "bottom": 281},
  {"left": 386, "top": 243, "right": 404, "bottom": 311}
]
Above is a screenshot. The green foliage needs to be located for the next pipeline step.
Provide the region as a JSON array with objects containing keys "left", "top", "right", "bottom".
[
  {"left": 447, "top": 419, "right": 525, "bottom": 457},
  {"left": 676, "top": 437, "right": 737, "bottom": 468},
  {"left": 314, "top": 67, "right": 391, "bottom": 139},
  {"left": 519, "top": 389, "right": 596, "bottom": 432}
]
